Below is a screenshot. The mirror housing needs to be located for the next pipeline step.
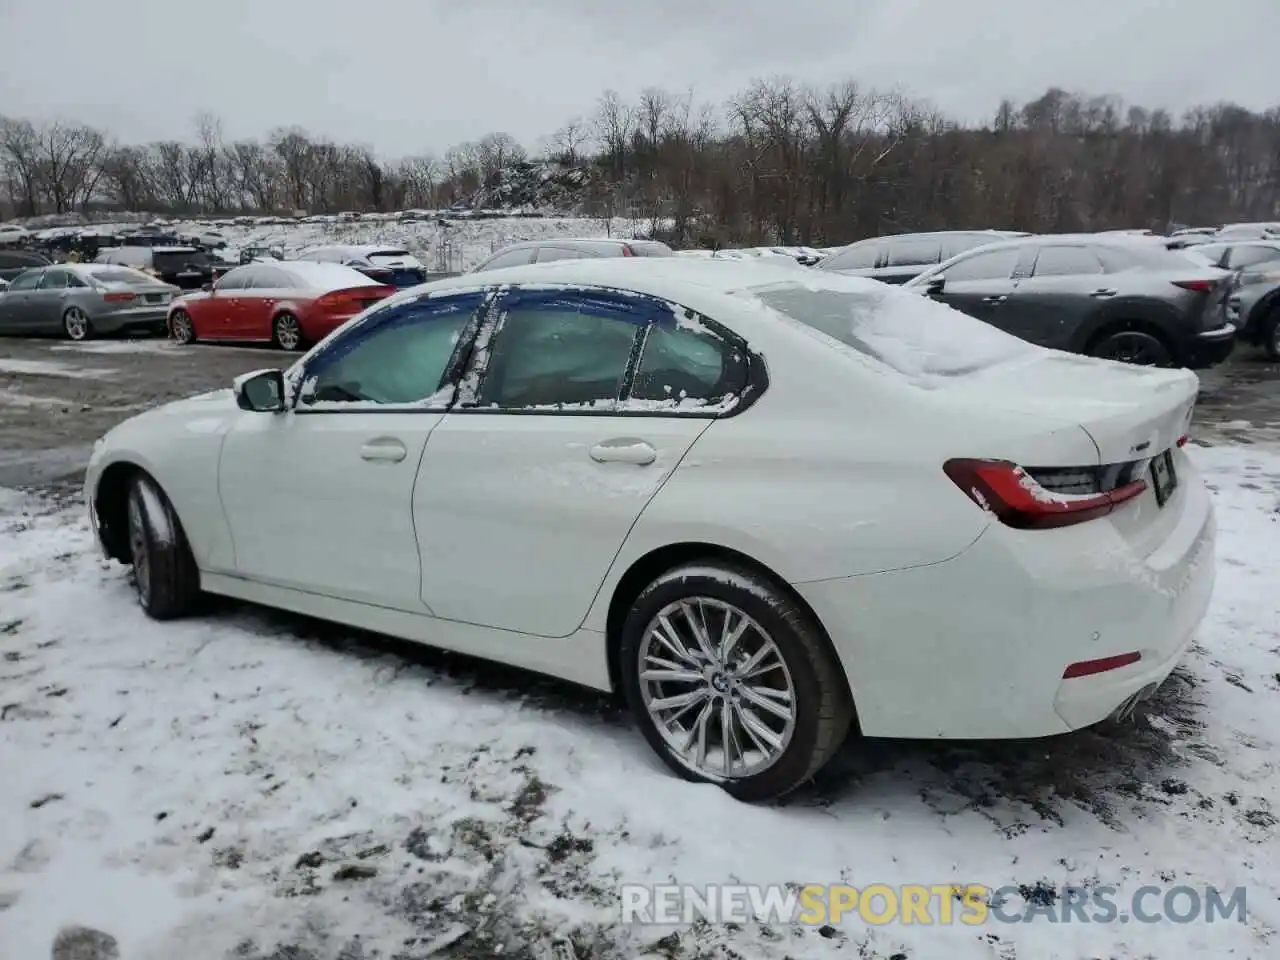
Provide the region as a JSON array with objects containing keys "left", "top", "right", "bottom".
[
  {"left": 925, "top": 275, "right": 946, "bottom": 295},
  {"left": 233, "top": 369, "right": 287, "bottom": 413}
]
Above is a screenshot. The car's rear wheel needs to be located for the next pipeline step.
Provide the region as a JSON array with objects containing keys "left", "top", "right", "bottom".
[
  {"left": 63, "top": 307, "right": 92, "bottom": 341},
  {"left": 1088, "top": 327, "right": 1173, "bottom": 366},
  {"left": 126, "top": 475, "right": 201, "bottom": 620},
  {"left": 619, "top": 562, "right": 853, "bottom": 802},
  {"left": 169, "top": 310, "right": 195, "bottom": 345},
  {"left": 273, "top": 312, "right": 303, "bottom": 351}
]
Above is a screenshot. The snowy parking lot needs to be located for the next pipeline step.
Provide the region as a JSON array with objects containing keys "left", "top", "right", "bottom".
[{"left": 0, "top": 342, "right": 1278, "bottom": 959}]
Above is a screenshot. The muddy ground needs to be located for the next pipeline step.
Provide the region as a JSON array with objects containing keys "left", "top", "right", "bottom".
[{"left": 1, "top": 335, "right": 1277, "bottom": 494}]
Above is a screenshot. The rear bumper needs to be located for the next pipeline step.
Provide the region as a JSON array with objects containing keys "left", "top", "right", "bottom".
[
  {"left": 794, "top": 454, "right": 1216, "bottom": 740},
  {"left": 1178, "top": 324, "right": 1236, "bottom": 368},
  {"left": 94, "top": 308, "right": 169, "bottom": 335}
]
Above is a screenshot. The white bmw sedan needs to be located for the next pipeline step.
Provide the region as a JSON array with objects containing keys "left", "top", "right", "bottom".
[{"left": 84, "top": 258, "right": 1216, "bottom": 801}]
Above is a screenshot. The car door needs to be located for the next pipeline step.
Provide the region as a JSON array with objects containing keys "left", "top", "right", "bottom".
[
  {"left": 876, "top": 236, "right": 942, "bottom": 284},
  {"left": 995, "top": 244, "right": 1107, "bottom": 349},
  {"left": 32, "top": 268, "right": 76, "bottom": 331},
  {"left": 413, "top": 285, "right": 722, "bottom": 638},
  {"left": 925, "top": 246, "right": 1023, "bottom": 328},
  {"left": 239, "top": 265, "right": 293, "bottom": 339},
  {"left": 216, "top": 291, "right": 487, "bottom": 608},
  {"left": 200, "top": 267, "right": 250, "bottom": 339},
  {"left": 0, "top": 269, "right": 45, "bottom": 332}
]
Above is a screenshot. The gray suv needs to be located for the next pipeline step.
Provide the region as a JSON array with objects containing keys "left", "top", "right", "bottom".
[
  {"left": 470, "top": 237, "right": 673, "bottom": 272},
  {"left": 818, "top": 230, "right": 1029, "bottom": 284}
]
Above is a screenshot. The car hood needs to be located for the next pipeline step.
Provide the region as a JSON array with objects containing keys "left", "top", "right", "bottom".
[{"left": 104, "top": 387, "right": 239, "bottom": 445}]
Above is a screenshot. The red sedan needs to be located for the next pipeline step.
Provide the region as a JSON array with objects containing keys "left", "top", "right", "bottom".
[{"left": 166, "top": 261, "right": 396, "bottom": 350}]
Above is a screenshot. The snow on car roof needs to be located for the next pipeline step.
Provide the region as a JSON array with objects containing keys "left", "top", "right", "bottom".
[{"left": 278, "top": 261, "right": 381, "bottom": 290}]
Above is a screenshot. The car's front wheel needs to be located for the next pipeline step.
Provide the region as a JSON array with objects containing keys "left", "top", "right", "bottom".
[
  {"left": 126, "top": 475, "right": 202, "bottom": 620},
  {"left": 1262, "top": 307, "right": 1280, "bottom": 361},
  {"left": 619, "top": 562, "right": 854, "bottom": 802}
]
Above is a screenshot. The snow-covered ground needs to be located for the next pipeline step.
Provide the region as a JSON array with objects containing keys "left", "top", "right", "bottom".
[{"left": 1, "top": 443, "right": 1277, "bottom": 959}]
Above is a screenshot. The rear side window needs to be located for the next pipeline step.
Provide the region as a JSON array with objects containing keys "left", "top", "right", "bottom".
[
  {"left": 886, "top": 238, "right": 941, "bottom": 268},
  {"left": 475, "top": 247, "right": 535, "bottom": 271},
  {"left": 1031, "top": 246, "right": 1105, "bottom": 276},
  {"left": 632, "top": 320, "right": 747, "bottom": 407},
  {"left": 821, "top": 240, "right": 883, "bottom": 271},
  {"left": 941, "top": 248, "right": 1020, "bottom": 282},
  {"left": 1094, "top": 244, "right": 1202, "bottom": 272},
  {"left": 477, "top": 292, "right": 646, "bottom": 408}
]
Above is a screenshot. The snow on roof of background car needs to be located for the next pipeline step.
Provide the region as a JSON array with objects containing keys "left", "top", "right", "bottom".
[{"left": 278, "top": 261, "right": 382, "bottom": 290}]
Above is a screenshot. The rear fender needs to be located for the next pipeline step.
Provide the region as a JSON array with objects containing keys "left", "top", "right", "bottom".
[{"left": 1069, "top": 299, "right": 1185, "bottom": 354}]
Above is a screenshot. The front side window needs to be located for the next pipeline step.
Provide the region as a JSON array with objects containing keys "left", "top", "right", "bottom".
[
  {"left": 476, "top": 292, "right": 646, "bottom": 409},
  {"left": 1228, "top": 246, "right": 1280, "bottom": 269},
  {"left": 821, "top": 240, "right": 883, "bottom": 271},
  {"left": 631, "top": 318, "right": 747, "bottom": 408},
  {"left": 534, "top": 247, "right": 584, "bottom": 263},
  {"left": 301, "top": 294, "right": 482, "bottom": 406},
  {"left": 940, "top": 248, "right": 1021, "bottom": 282},
  {"left": 37, "top": 270, "right": 69, "bottom": 289},
  {"left": 7, "top": 270, "right": 42, "bottom": 291},
  {"left": 215, "top": 269, "right": 250, "bottom": 291},
  {"left": 247, "top": 267, "right": 292, "bottom": 288}
]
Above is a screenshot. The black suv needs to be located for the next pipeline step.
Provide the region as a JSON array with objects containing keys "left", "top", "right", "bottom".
[
  {"left": 818, "top": 230, "right": 1029, "bottom": 284},
  {"left": 95, "top": 245, "right": 214, "bottom": 290}
]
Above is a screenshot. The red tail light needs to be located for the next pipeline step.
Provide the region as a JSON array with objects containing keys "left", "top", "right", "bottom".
[
  {"left": 1062, "top": 651, "right": 1142, "bottom": 679},
  {"left": 1176, "top": 435, "right": 1188, "bottom": 447},
  {"left": 313, "top": 286, "right": 395, "bottom": 312},
  {"left": 1172, "top": 279, "right": 1215, "bottom": 293},
  {"left": 943, "top": 459, "right": 1147, "bottom": 530},
  {"left": 103, "top": 291, "right": 136, "bottom": 302},
  {"left": 621, "top": 245, "right": 634, "bottom": 257}
]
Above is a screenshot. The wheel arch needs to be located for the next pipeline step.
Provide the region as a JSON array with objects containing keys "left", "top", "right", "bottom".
[
  {"left": 1076, "top": 313, "right": 1179, "bottom": 360},
  {"left": 602, "top": 540, "right": 859, "bottom": 730},
  {"left": 94, "top": 460, "right": 153, "bottom": 562}
]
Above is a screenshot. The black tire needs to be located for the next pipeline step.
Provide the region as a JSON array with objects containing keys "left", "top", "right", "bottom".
[
  {"left": 169, "top": 309, "right": 196, "bottom": 345},
  {"left": 1087, "top": 326, "right": 1173, "bottom": 366},
  {"left": 1262, "top": 308, "right": 1280, "bottom": 362},
  {"left": 618, "top": 562, "right": 854, "bottom": 802},
  {"left": 272, "top": 312, "right": 303, "bottom": 351},
  {"left": 126, "top": 475, "right": 202, "bottom": 620}
]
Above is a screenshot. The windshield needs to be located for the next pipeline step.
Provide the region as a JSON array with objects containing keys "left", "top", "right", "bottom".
[{"left": 747, "top": 280, "right": 1037, "bottom": 385}]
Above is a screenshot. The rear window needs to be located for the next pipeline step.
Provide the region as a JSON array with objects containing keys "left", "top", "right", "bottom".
[
  {"left": 747, "top": 281, "right": 1036, "bottom": 385},
  {"left": 626, "top": 241, "right": 674, "bottom": 257},
  {"left": 84, "top": 267, "right": 156, "bottom": 285}
]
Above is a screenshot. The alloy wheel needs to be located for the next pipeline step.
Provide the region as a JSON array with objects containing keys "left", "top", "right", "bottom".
[
  {"left": 1095, "top": 331, "right": 1169, "bottom": 366},
  {"left": 274, "top": 314, "right": 301, "bottom": 351},
  {"left": 637, "top": 597, "right": 797, "bottom": 781},
  {"left": 170, "top": 312, "right": 193, "bottom": 344},
  {"left": 127, "top": 493, "right": 151, "bottom": 608},
  {"left": 64, "top": 308, "right": 89, "bottom": 341}
]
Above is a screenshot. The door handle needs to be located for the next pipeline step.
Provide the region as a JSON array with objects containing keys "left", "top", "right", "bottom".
[
  {"left": 589, "top": 438, "right": 656, "bottom": 465},
  {"left": 982, "top": 295, "right": 1007, "bottom": 304},
  {"left": 360, "top": 437, "right": 407, "bottom": 462},
  {"left": 1090, "top": 289, "right": 1117, "bottom": 298}
]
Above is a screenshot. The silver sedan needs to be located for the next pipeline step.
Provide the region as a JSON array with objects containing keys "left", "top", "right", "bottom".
[{"left": 0, "top": 264, "right": 179, "bottom": 340}]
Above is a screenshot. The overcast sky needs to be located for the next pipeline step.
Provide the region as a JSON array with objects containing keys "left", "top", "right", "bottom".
[{"left": 1, "top": 0, "right": 1276, "bottom": 157}]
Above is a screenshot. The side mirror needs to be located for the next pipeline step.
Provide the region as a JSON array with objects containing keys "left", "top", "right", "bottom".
[
  {"left": 233, "top": 369, "right": 286, "bottom": 413},
  {"left": 925, "top": 276, "right": 946, "bottom": 295}
]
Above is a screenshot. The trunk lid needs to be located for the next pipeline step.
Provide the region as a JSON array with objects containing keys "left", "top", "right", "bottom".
[{"left": 946, "top": 351, "right": 1196, "bottom": 465}]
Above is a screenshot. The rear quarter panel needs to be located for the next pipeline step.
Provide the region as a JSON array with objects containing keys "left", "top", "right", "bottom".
[{"left": 1067, "top": 278, "right": 1196, "bottom": 353}]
